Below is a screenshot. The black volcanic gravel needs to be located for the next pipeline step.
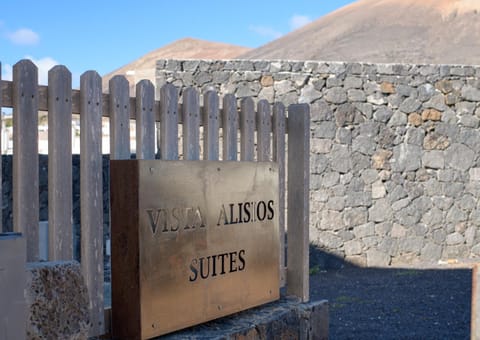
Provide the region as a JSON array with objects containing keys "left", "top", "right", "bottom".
[{"left": 309, "top": 265, "right": 471, "bottom": 339}]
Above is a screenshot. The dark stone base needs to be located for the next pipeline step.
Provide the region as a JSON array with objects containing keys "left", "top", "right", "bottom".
[{"left": 158, "top": 297, "right": 328, "bottom": 340}]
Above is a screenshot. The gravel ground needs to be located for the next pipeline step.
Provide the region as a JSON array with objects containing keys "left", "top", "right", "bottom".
[
  {"left": 104, "top": 247, "right": 472, "bottom": 339},
  {"left": 309, "top": 259, "right": 472, "bottom": 339}
]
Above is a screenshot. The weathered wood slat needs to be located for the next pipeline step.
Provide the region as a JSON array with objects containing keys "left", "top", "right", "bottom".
[
  {"left": 286, "top": 103, "right": 310, "bottom": 303},
  {"left": 160, "top": 84, "right": 179, "bottom": 160},
  {"left": 273, "top": 102, "right": 286, "bottom": 287},
  {"left": 240, "top": 97, "right": 255, "bottom": 161},
  {"left": 80, "top": 71, "right": 104, "bottom": 336},
  {"left": 203, "top": 91, "right": 219, "bottom": 160},
  {"left": 48, "top": 66, "right": 73, "bottom": 261},
  {"left": 12, "top": 60, "right": 39, "bottom": 262},
  {"left": 182, "top": 87, "right": 200, "bottom": 160},
  {"left": 135, "top": 80, "right": 155, "bottom": 159},
  {"left": 109, "top": 76, "right": 131, "bottom": 160},
  {"left": 257, "top": 100, "right": 271, "bottom": 161},
  {"left": 222, "top": 94, "right": 238, "bottom": 161}
]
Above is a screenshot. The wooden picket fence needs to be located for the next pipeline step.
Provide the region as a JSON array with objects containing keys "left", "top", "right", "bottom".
[{"left": 0, "top": 59, "right": 310, "bottom": 336}]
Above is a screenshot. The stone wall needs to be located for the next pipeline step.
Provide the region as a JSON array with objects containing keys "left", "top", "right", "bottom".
[{"left": 157, "top": 59, "right": 480, "bottom": 266}]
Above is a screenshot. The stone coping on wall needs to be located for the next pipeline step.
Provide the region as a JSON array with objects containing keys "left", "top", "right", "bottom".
[{"left": 156, "top": 58, "right": 480, "bottom": 78}]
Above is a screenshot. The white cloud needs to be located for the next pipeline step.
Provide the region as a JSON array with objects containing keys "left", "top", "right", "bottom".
[
  {"left": 289, "top": 15, "right": 312, "bottom": 30},
  {"left": 2, "top": 63, "right": 12, "bottom": 81},
  {"left": 249, "top": 25, "right": 283, "bottom": 40},
  {"left": 7, "top": 28, "right": 40, "bottom": 45},
  {"left": 25, "top": 56, "right": 59, "bottom": 85}
]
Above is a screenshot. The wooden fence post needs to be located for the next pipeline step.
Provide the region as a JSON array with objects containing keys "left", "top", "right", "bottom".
[
  {"left": 80, "top": 71, "right": 104, "bottom": 336},
  {"left": 13, "top": 60, "right": 39, "bottom": 262},
  {"left": 183, "top": 87, "right": 200, "bottom": 160},
  {"left": 273, "top": 102, "right": 286, "bottom": 286},
  {"left": 48, "top": 65, "right": 73, "bottom": 260},
  {"left": 109, "top": 75, "right": 130, "bottom": 160},
  {"left": 256, "top": 99, "right": 271, "bottom": 161},
  {"left": 240, "top": 97, "right": 255, "bottom": 161},
  {"left": 160, "top": 84, "right": 178, "bottom": 160},
  {"left": 135, "top": 80, "right": 155, "bottom": 160},
  {"left": 203, "top": 91, "right": 219, "bottom": 161},
  {"left": 222, "top": 94, "right": 238, "bottom": 161},
  {"left": 287, "top": 103, "right": 310, "bottom": 302}
]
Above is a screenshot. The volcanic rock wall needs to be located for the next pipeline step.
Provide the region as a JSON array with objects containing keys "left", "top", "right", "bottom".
[{"left": 157, "top": 59, "right": 480, "bottom": 266}]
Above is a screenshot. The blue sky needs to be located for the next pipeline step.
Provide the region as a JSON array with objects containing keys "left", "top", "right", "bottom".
[{"left": 1, "top": 0, "right": 355, "bottom": 86}]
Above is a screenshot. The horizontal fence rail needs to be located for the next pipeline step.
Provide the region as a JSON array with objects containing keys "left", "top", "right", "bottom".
[
  {"left": 0, "top": 59, "right": 309, "bottom": 337},
  {"left": 1, "top": 79, "right": 291, "bottom": 131}
]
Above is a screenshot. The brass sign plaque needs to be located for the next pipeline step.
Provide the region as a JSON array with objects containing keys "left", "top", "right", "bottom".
[{"left": 110, "top": 160, "right": 280, "bottom": 339}]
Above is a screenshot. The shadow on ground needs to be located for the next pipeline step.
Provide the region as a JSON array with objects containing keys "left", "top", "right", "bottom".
[{"left": 309, "top": 244, "right": 472, "bottom": 339}]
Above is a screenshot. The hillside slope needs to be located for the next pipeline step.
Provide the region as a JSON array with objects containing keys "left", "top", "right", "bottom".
[
  {"left": 240, "top": 0, "right": 480, "bottom": 65},
  {"left": 103, "top": 38, "right": 251, "bottom": 93}
]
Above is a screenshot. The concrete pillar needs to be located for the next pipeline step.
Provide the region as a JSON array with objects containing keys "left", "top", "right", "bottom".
[{"left": 0, "top": 233, "right": 26, "bottom": 340}]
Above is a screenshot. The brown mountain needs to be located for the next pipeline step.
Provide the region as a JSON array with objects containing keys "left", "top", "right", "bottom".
[
  {"left": 103, "top": 38, "right": 251, "bottom": 93},
  {"left": 240, "top": 0, "right": 480, "bottom": 65}
]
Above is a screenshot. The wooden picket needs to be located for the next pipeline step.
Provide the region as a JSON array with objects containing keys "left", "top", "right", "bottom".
[
  {"left": 273, "top": 102, "right": 286, "bottom": 286},
  {"left": 109, "top": 76, "right": 130, "bottom": 160},
  {"left": 135, "top": 80, "right": 155, "bottom": 160},
  {"left": 240, "top": 97, "right": 255, "bottom": 161},
  {"left": 12, "top": 60, "right": 39, "bottom": 262},
  {"left": 222, "top": 94, "right": 238, "bottom": 161},
  {"left": 80, "top": 71, "right": 105, "bottom": 335},
  {"left": 159, "top": 84, "right": 178, "bottom": 160},
  {"left": 203, "top": 90, "right": 219, "bottom": 160},
  {"left": 0, "top": 59, "right": 310, "bottom": 336},
  {"left": 182, "top": 87, "right": 200, "bottom": 160},
  {"left": 287, "top": 104, "right": 310, "bottom": 302},
  {"left": 257, "top": 99, "right": 271, "bottom": 161},
  {"left": 48, "top": 65, "right": 73, "bottom": 261}
]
